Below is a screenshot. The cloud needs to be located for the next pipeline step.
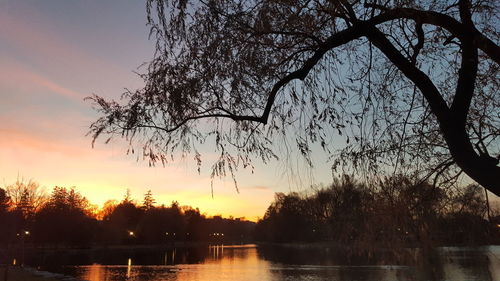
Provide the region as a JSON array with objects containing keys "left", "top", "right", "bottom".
[
  {"left": 0, "top": 127, "right": 89, "bottom": 157},
  {"left": 251, "top": 185, "right": 272, "bottom": 191},
  {"left": 0, "top": 4, "right": 276, "bottom": 220},
  {"left": 0, "top": 58, "right": 83, "bottom": 100},
  {"left": 0, "top": 11, "right": 96, "bottom": 72},
  {"left": 0, "top": 10, "right": 139, "bottom": 100}
]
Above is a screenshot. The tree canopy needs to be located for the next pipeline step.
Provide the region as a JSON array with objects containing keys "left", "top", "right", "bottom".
[
  {"left": 255, "top": 176, "right": 494, "bottom": 247},
  {"left": 88, "top": 0, "right": 499, "bottom": 193},
  {"left": 0, "top": 180, "right": 255, "bottom": 246}
]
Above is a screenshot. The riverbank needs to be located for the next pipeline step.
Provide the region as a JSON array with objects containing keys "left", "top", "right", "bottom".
[
  {"left": 3, "top": 241, "right": 253, "bottom": 255},
  {"left": 0, "top": 266, "right": 83, "bottom": 281}
]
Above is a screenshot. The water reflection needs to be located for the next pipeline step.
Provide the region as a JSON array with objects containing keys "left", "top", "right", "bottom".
[
  {"left": 84, "top": 264, "right": 107, "bottom": 281},
  {"left": 488, "top": 246, "right": 500, "bottom": 280},
  {"left": 439, "top": 247, "right": 497, "bottom": 280},
  {"left": 16, "top": 245, "right": 500, "bottom": 281},
  {"left": 74, "top": 246, "right": 269, "bottom": 281},
  {"left": 126, "top": 258, "right": 131, "bottom": 278},
  {"left": 209, "top": 244, "right": 224, "bottom": 260}
]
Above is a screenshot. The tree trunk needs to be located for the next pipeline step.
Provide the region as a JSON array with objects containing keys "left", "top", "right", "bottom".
[
  {"left": 365, "top": 25, "right": 499, "bottom": 195},
  {"left": 443, "top": 124, "right": 500, "bottom": 196}
]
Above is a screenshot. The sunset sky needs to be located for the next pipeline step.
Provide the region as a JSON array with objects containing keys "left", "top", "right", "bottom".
[{"left": 0, "top": 0, "right": 335, "bottom": 221}]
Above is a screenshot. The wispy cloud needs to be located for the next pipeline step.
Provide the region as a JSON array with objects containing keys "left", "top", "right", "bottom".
[
  {"left": 0, "top": 127, "right": 88, "bottom": 157},
  {"left": 0, "top": 1, "right": 276, "bottom": 220},
  {"left": 0, "top": 58, "right": 83, "bottom": 100},
  {"left": 251, "top": 185, "right": 272, "bottom": 191},
  {"left": 0, "top": 11, "right": 97, "bottom": 72},
  {"left": 0, "top": 10, "right": 139, "bottom": 100}
]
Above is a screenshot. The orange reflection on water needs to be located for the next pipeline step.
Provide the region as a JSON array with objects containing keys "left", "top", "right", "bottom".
[
  {"left": 84, "top": 264, "right": 107, "bottom": 281},
  {"left": 174, "top": 246, "right": 272, "bottom": 281},
  {"left": 127, "top": 258, "right": 132, "bottom": 278},
  {"left": 80, "top": 245, "right": 272, "bottom": 281}
]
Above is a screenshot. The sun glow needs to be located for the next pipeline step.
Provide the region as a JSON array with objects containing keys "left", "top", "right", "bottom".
[{"left": 0, "top": 0, "right": 289, "bottom": 222}]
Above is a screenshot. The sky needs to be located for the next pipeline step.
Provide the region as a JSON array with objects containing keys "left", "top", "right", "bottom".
[{"left": 0, "top": 0, "right": 334, "bottom": 221}]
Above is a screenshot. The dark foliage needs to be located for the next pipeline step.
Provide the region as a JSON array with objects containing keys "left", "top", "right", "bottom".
[
  {"left": 0, "top": 183, "right": 255, "bottom": 247},
  {"left": 33, "top": 187, "right": 96, "bottom": 245},
  {"left": 255, "top": 176, "right": 497, "bottom": 248}
]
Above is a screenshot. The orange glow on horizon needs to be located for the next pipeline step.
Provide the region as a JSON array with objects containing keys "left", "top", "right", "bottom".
[
  {"left": 0, "top": 126, "right": 274, "bottom": 220},
  {"left": 0, "top": 2, "right": 295, "bottom": 224},
  {"left": 77, "top": 183, "right": 271, "bottom": 222}
]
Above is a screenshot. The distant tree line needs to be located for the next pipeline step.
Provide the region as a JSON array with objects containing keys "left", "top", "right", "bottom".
[
  {"left": 1, "top": 176, "right": 497, "bottom": 249},
  {"left": 255, "top": 176, "right": 499, "bottom": 249},
  {"left": 0, "top": 179, "right": 254, "bottom": 247}
]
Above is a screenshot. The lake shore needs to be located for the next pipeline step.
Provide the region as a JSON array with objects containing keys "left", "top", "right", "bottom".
[
  {"left": 5, "top": 241, "right": 252, "bottom": 254},
  {"left": 0, "top": 266, "right": 84, "bottom": 281}
]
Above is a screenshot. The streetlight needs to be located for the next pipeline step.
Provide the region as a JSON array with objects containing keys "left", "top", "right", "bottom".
[{"left": 127, "top": 231, "right": 136, "bottom": 245}]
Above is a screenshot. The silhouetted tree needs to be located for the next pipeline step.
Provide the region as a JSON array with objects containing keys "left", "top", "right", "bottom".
[
  {"left": 258, "top": 192, "right": 314, "bottom": 242},
  {"left": 3, "top": 178, "right": 47, "bottom": 238},
  {"left": 0, "top": 188, "right": 9, "bottom": 213},
  {"left": 323, "top": 178, "right": 373, "bottom": 244},
  {"left": 165, "top": 201, "right": 185, "bottom": 238},
  {"left": 0, "top": 188, "right": 13, "bottom": 243},
  {"left": 142, "top": 189, "right": 156, "bottom": 211},
  {"left": 137, "top": 204, "right": 186, "bottom": 243},
  {"left": 88, "top": 0, "right": 499, "bottom": 194},
  {"left": 33, "top": 187, "right": 96, "bottom": 245},
  {"left": 360, "top": 177, "right": 447, "bottom": 250},
  {"left": 438, "top": 184, "right": 491, "bottom": 244},
  {"left": 123, "top": 188, "right": 132, "bottom": 203},
  {"left": 6, "top": 178, "right": 46, "bottom": 220},
  {"left": 2, "top": 181, "right": 257, "bottom": 246},
  {"left": 106, "top": 197, "right": 144, "bottom": 243},
  {"left": 98, "top": 200, "right": 117, "bottom": 221},
  {"left": 184, "top": 207, "right": 205, "bottom": 241},
  {"left": 256, "top": 176, "right": 496, "bottom": 247}
]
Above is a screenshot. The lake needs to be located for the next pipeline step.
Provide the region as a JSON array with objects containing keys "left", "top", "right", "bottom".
[{"left": 17, "top": 244, "right": 500, "bottom": 280}]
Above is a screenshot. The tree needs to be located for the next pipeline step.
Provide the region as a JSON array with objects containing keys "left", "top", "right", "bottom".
[
  {"left": 0, "top": 188, "right": 13, "bottom": 243},
  {"left": 142, "top": 189, "right": 156, "bottom": 211},
  {"left": 6, "top": 178, "right": 47, "bottom": 220},
  {"left": 107, "top": 199, "right": 144, "bottom": 242},
  {"left": 123, "top": 188, "right": 132, "bottom": 203},
  {"left": 0, "top": 188, "right": 9, "bottom": 213},
  {"left": 98, "top": 199, "right": 118, "bottom": 220},
  {"left": 88, "top": 0, "right": 499, "bottom": 193},
  {"left": 33, "top": 186, "right": 96, "bottom": 245},
  {"left": 255, "top": 177, "right": 495, "bottom": 247}
]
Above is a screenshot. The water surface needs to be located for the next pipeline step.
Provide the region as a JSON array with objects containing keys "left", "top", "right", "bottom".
[{"left": 21, "top": 244, "right": 500, "bottom": 281}]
